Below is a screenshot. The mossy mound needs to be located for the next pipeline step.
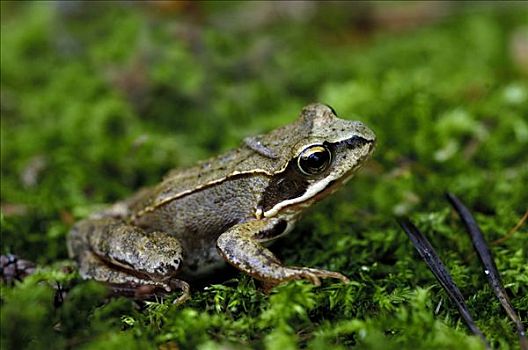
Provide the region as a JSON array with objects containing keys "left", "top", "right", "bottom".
[{"left": 1, "top": 2, "right": 527, "bottom": 349}]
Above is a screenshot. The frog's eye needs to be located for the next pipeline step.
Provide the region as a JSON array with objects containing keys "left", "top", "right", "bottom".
[{"left": 297, "top": 145, "right": 332, "bottom": 176}]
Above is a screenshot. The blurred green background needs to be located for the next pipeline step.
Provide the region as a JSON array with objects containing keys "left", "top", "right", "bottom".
[{"left": 1, "top": 1, "right": 527, "bottom": 349}]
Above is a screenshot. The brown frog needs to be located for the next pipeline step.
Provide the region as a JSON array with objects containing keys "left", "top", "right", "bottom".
[{"left": 67, "top": 103, "right": 376, "bottom": 302}]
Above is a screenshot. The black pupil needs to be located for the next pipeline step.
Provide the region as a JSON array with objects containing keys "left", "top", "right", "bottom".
[{"left": 299, "top": 147, "right": 330, "bottom": 175}]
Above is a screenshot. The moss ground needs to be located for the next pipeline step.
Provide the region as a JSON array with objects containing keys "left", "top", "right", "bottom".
[{"left": 1, "top": 2, "right": 527, "bottom": 349}]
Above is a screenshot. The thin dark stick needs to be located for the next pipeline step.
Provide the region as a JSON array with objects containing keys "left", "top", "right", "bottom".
[
  {"left": 398, "top": 218, "right": 490, "bottom": 348},
  {"left": 446, "top": 193, "right": 528, "bottom": 350}
]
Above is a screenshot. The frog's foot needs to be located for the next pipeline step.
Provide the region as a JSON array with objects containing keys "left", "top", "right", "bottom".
[
  {"left": 217, "top": 219, "right": 350, "bottom": 286},
  {"left": 286, "top": 267, "right": 350, "bottom": 286},
  {"left": 108, "top": 279, "right": 190, "bottom": 304},
  {"left": 169, "top": 279, "right": 191, "bottom": 305},
  {"left": 259, "top": 267, "right": 349, "bottom": 290}
]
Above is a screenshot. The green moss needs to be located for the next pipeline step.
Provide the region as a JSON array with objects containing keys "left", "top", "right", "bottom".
[{"left": 1, "top": 2, "right": 527, "bottom": 349}]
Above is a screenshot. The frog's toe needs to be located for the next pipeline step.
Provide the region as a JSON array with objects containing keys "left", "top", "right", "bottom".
[
  {"left": 293, "top": 268, "right": 322, "bottom": 286},
  {"left": 338, "top": 274, "right": 350, "bottom": 284},
  {"left": 302, "top": 268, "right": 350, "bottom": 284},
  {"left": 321, "top": 270, "right": 350, "bottom": 284},
  {"left": 169, "top": 279, "right": 191, "bottom": 305},
  {"left": 306, "top": 273, "right": 322, "bottom": 286}
]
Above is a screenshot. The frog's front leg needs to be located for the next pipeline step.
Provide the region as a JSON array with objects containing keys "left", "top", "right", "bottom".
[
  {"left": 216, "top": 219, "right": 349, "bottom": 286},
  {"left": 68, "top": 217, "right": 190, "bottom": 303}
]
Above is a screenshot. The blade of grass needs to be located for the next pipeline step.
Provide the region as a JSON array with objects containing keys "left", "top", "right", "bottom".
[
  {"left": 446, "top": 193, "right": 528, "bottom": 350},
  {"left": 492, "top": 209, "right": 528, "bottom": 246},
  {"left": 398, "top": 218, "right": 490, "bottom": 348}
]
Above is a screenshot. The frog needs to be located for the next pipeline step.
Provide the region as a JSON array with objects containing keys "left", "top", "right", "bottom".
[{"left": 67, "top": 103, "right": 376, "bottom": 303}]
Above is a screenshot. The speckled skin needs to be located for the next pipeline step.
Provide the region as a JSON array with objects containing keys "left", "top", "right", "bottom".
[{"left": 67, "top": 103, "right": 376, "bottom": 301}]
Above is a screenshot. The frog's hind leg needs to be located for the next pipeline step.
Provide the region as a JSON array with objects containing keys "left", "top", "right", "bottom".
[
  {"left": 68, "top": 218, "right": 190, "bottom": 303},
  {"left": 77, "top": 251, "right": 190, "bottom": 303},
  {"left": 77, "top": 250, "right": 169, "bottom": 298}
]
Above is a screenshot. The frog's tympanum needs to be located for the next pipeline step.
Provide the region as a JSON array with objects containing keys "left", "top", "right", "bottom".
[{"left": 68, "top": 104, "right": 376, "bottom": 302}]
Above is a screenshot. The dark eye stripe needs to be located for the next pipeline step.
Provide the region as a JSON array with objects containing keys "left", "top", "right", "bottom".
[{"left": 258, "top": 161, "right": 309, "bottom": 213}]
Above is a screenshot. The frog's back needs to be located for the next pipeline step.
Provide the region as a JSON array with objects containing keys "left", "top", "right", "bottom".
[
  {"left": 131, "top": 115, "right": 314, "bottom": 216},
  {"left": 131, "top": 147, "right": 269, "bottom": 216}
]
